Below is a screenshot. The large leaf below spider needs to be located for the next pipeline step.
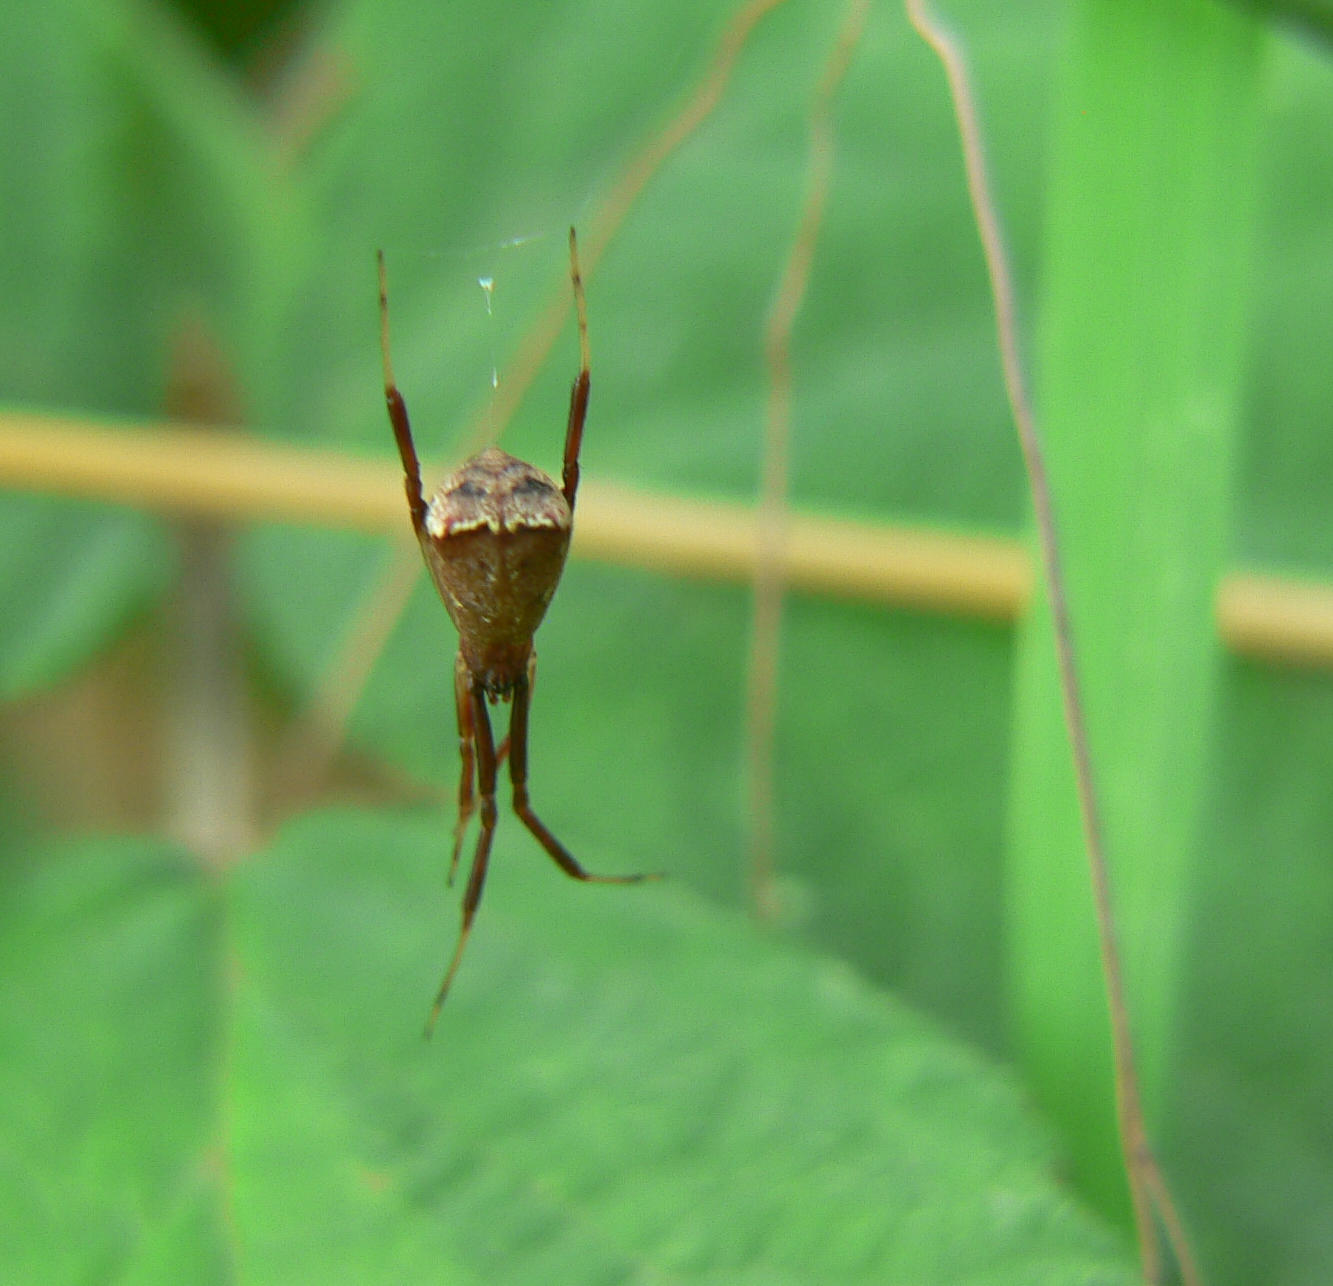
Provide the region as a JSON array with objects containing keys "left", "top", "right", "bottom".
[{"left": 0, "top": 807, "right": 1136, "bottom": 1285}]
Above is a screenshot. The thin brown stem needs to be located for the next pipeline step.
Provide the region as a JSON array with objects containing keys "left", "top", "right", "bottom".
[
  {"left": 903, "top": 3, "right": 1200, "bottom": 1283},
  {"left": 746, "top": 0, "right": 869, "bottom": 920},
  {"left": 453, "top": 0, "right": 796, "bottom": 470},
  {"left": 582, "top": 0, "right": 792, "bottom": 270},
  {"left": 162, "top": 315, "right": 254, "bottom": 870},
  {"left": 266, "top": 42, "right": 358, "bottom": 169}
]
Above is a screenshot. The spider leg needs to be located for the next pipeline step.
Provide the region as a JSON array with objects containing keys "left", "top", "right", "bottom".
[
  {"left": 448, "top": 651, "right": 475, "bottom": 887},
  {"left": 561, "top": 227, "right": 590, "bottom": 513},
  {"left": 508, "top": 663, "right": 660, "bottom": 885},
  {"left": 377, "top": 250, "right": 428, "bottom": 536},
  {"left": 424, "top": 680, "right": 499, "bottom": 1037}
]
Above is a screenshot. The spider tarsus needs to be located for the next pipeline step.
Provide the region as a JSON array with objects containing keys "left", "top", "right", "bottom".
[{"left": 422, "top": 1004, "right": 444, "bottom": 1042}]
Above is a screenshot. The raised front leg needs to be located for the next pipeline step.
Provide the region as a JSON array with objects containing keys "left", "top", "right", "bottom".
[
  {"left": 376, "top": 250, "right": 428, "bottom": 536},
  {"left": 561, "top": 227, "right": 590, "bottom": 513}
]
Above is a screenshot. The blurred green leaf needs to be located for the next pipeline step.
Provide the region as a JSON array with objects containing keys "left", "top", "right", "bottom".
[
  {"left": 1238, "top": 29, "right": 1333, "bottom": 571},
  {"left": 0, "top": 809, "right": 1137, "bottom": 1283},
  {"left": 1230, "top": 0, "right": 1333, "bottom": 45},
  {"left": 0, "top": 494, "right": 171, "bottom": 697},
  {"left": 231, "top": 4, "right": 1333, "bottom": 1274},
  {"left": 1169, "top": 657, "right": 1333, "bottom": 1285},
  {"left": 1, "top": 0, "right": 1331, "bottom": 1280},
  {"left": 0, "top": 837, "right": 227, "bottom": 1283},
  {"left": 1009, "top": 0, "right": 1265, "bottom": 1217},
  {"left": 0, "top": 0, "right": 293, "bottom": 692}
]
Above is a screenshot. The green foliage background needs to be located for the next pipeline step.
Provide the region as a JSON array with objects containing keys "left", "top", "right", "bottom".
[{"left": 1, "top": 0, "right": 1331, "bottom": 1281}]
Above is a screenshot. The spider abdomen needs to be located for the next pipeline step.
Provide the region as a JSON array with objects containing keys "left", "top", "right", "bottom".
[{"left": 421, "top": 446, "right": 572, "bottom": 695}]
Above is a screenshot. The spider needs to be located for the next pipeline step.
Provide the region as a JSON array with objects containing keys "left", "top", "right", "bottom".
[{"left": 378, "top": 228, "right": 659, "bottom": 1036}]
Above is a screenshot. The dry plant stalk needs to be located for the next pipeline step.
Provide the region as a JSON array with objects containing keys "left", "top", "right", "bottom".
[
  {"left": 903, "top": 2, "right": 1201, "bottom": 1282},
  {"left": 0, "top": 408, "right": 1035, "bottom": 610},
  {"left": 746, "top": 0, "right": 870, "bottom": 919},
  {"left": 4, "top": 411, "right": 1332, "bottom": 660},
  {"left": 162, "top": 316, "right": 255, "bottom": 868}
]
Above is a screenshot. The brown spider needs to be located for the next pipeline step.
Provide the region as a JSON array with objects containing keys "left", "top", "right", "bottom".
[{"left": 378, "top": 229, "right": 659, "bottom": 1035}]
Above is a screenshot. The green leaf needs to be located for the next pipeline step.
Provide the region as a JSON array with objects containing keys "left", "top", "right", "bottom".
[
  {"left": 1228, "top": 0, "right": 1333, "bottom": 45},
  {"left": 4, "top": 0, "right": 1331, "bottom": 1278},
  {"left": 1007, "top": 0, "right": 1266, "bottom": 1219},
  {"left": 1169, "top": 657, "right": 1333, "bottom": 1285},
  {"left": 1238, "top": 29, "right": 1333, "bottom": 571},
  {"left": 0, "top": 0, "right": 293, "bottom": 692},
  {"left": 0, "top": 493, "right": 172, "bottom": 696},
  {"left": 0, "top": 809, "right": 1137, "bottom": 1283},
  {"left": 0, "top": 837, "right": 227, "bottom": 1282}
]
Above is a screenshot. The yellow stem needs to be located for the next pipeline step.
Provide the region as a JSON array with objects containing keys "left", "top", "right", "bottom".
[{"left": 3, "top": 410, "right": 1332, "bottom": 669}]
